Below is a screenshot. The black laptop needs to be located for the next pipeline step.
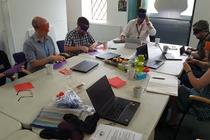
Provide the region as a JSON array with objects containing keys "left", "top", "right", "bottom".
[
  {"left": 95, "top": 52, "right": 120, "bottom": 60},
  {"left": 136, "top": 44, "right": 164, "bottom": 69},
  {"left": 86, "top": 75, "right": 140, "bottom": 126},
  {"left": 71, "top": 60, "right": 99, "bottom": 73}
]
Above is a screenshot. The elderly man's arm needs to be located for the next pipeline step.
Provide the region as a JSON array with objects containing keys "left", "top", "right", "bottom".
[{"left": 23, "top": 42, "right": 65, "bottom": 69}]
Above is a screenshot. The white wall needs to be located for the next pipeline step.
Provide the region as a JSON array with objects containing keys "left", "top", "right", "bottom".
[
  {"left": 189, "top": 1, "right": 210, "bottom": 47},
  {"left": 66, "top": 0, "right": 127, "bottom": 41},
  {"left": 7, "top": 0, "right": 67, "bottom": 53}
]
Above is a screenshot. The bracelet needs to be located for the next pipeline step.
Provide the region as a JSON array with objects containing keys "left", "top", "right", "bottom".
[{"left": 186, "top": 70, "right": 192, "bottom": 74}]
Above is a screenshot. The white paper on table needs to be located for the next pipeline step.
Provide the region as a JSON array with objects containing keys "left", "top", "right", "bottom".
[
  {"left": 89, "top": 124, "right": 143, "bottom": 140},
  {"left": 146, "top": 72, "right": 178, "bottom": 96}
]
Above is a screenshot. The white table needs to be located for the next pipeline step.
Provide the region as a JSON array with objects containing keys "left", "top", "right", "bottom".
[
  {"left": 96, "top": 41, "right": 187, "bottom": 76},
  {"left": 148, "top": 42, "right": 187, "bottom": 76},
  {"left": 0, "top": 112, "right": 22, "bottom": 140},
  {"left": 4, "top": 130, "right": 43, "bottom": 140},
  {"left": 0, "top": 45, "right": 179, "bottom": 140}
]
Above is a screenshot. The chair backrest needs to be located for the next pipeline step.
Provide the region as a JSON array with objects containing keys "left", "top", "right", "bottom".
[
  {"left": 56, "top": 40, "right": 65, "bottom": 53},
  {"left": 13, "top": 52, "right": 26, "bottom": 64}
]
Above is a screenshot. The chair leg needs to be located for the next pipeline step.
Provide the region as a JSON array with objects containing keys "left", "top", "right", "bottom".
[{"left": 173, "top": 112, "right": 187, "bottom": 140}]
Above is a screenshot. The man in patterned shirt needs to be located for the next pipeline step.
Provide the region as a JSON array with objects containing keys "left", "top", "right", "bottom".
[{"left": 64, "top": 17, "right": 96, "bottom": 56}]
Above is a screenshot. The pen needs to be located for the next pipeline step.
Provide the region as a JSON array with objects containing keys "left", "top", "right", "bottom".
[
  {"left": 108, "top": 47, "right": 117, "bottom": 50},
  {"left": 152, "top": 77, "right": 165, "bottom": 80}
]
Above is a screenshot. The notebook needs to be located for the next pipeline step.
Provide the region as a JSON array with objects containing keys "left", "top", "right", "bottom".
[
  {"left": 86, "top": 75, "right": 140, "bottom": 126},
  {"left": 146, "top": 72, "right": 178, "bottom": 96},
  {"left": 71, "top": 60, "right": 99, "bottom": 73},
  {"left": 158, "top": 45, "right": 182, "bottom": 60},
  {"left": 95, "top": 52, "right": 120, "bottom": 60},
  {"left": 136, "top": 44, "right": 164, "bottom": 69}
]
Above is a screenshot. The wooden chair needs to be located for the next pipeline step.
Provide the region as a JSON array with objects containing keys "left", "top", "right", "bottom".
[{"left": 173, "top": 95, "right": 210, "bottom": 140}]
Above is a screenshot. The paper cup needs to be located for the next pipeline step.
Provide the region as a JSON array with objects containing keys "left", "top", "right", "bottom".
[
  {"left": 45, "top": 64, "right": 53, "bottom": 74},
  {"left": 133, "top": 86, "right": 144, "bottom": 98}
]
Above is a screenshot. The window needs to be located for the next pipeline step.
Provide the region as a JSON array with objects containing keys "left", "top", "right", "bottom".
[{"left": 82, "top": 0, "right": 107, "bottom": 23}]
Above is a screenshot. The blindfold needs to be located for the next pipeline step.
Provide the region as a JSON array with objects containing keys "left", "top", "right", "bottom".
[
  {"left": 193, "top": 28, "right": 202, "bottom": 35},
  {"left": 138, "top": 13, "right": 146, "bottom": 19},
  {"left": 80, "top": 24, "right": 89, "bottom": 32}
]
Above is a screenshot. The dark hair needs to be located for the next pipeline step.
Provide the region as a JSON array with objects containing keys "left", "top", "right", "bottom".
[
  {"left": 193, "top": 20, "right": 209, "bottom": 32},
  {"left": 77, "top": 17, "right": 89, "bottom": 31},
  {"left": 137, "top": 8, "right": 147, "bottom": 18}
]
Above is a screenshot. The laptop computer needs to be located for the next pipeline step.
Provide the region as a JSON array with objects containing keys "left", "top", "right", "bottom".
[
  {"left": 86, "top": 75, "right": 140, "bottom": 126},
  {"left": 95, "top": 52, "right": 120, "bottom": 60},
  {"left": 124, "top": 38, "right": 141, "bottom": 49},
  {"left": 136, "top": 44, "right": 164, "bottom": 69},
  {"left": 71, "top": 60, "right": 99, "bottom": 73},
  {"left": 158, "top": 45, "right": 182, "bottom": 60}
]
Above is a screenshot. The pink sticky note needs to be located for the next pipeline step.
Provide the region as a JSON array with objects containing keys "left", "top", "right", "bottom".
[
  {"left": 14, "top": 82, "right": 34, "bottom": 92},
  {"left": 59, "top": 68, "right": 72, "bottom": 75},
  {"left": 108, "top": 76, "right": 126, "bottom": 88}
]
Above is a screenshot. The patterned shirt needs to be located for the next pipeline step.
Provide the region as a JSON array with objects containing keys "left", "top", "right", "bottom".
[{"left": 64, "top": 28, "right": 95, "bottom": 55}]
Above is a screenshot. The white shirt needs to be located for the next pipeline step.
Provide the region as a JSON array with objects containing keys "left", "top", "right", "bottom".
[{"left": 121, "top": 19, "right": 156, "bottom": 42}]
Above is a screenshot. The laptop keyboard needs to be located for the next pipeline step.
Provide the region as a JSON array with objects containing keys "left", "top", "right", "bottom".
[{"left": 105, "top": 99, "right": 128, "bottom": 120}]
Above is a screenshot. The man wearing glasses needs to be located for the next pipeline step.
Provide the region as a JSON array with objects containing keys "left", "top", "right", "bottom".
[
  {"left": 64, "top": 17, "right": 96, "bottom": 56},
  {"left": 23, "top": 16, "right": 65, "bottom": 72}
]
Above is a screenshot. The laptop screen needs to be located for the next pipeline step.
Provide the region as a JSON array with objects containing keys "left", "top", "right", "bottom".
[
  {"left": 86, "top": 75, "right": 115, "bottom": 113},
  {"left": 136, "top": 44, "right": 148, "bottom": 60}
]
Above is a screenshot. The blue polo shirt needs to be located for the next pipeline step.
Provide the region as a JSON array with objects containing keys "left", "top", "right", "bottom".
[{"left": 23, "top": 33, "right": 55, "bottom": 72}]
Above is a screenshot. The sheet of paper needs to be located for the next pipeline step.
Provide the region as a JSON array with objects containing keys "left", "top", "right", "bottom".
[
  {"left": 146, "top": 72, "right": 178, "bottom": 96},
  {"left": 89, "top": 124, "right": 143, "bottom": 140}
]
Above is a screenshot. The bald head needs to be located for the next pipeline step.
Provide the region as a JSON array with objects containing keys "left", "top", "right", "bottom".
[{"left": 32, "top": 16, "right": 48, "bottom": 30}]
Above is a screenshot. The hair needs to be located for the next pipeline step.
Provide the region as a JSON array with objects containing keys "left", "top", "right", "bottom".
[
  {"left": 193, "top": 20, "right": 209, "bottom": 32},
  {"left": 77, "top": 17, "right": 89, "bottom": 27},
  {"left": 32, "top": 16, "right": 47, "bottom": 29},
  {"left": 138, "top": 8, "right": 147, "bottom": 14}
]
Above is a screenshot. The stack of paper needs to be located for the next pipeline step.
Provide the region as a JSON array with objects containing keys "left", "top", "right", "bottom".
[
  {"left": 146, "top": 72, "right": 178, "bottom": 96},
  {"left": 89, "top": 124, "right": 143, "bottom": 140}
]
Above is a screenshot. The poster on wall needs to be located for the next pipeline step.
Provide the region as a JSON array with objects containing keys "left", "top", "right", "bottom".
[{"left": 118, "top": 0, "right": 127, "bottom": 12}]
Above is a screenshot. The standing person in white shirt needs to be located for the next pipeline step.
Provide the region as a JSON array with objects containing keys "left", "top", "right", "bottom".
[{"left": 120, "top": 8, "right": 156, "bottom": 43}]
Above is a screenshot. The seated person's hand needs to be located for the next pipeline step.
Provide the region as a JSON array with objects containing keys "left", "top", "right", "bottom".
[
  {"left": 0, "top": 73, "right": 5, "bottom": 78},
  {"left": 20, "top": 66, "right": 31, "bottom": 75},
  {"left": 186, "top": 58, "right": 197, "bottom": 64},
  {"left": 120, "top": 35, "right": 126, "bottom": 43},
  {"left": 51, "top": 55, "right": 65, "bottom": 62},
  {"left": 88, "top": 44, "right": 97, "bottom": 52},
  {"left": 183, "top": 62, "right": 192, "bottom": 73},
  {"left": 79, "top": 46, "right": 89, "bottom": 53}
]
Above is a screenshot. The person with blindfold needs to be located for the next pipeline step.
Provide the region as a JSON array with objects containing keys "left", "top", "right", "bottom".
[
  {"left": 186, "top": 20, "right": 210, "bottom": 61},
  {"left": 120, "top": 8, "right": 156, "bottom": 43},
  {"left": 179, "top": 20, "right": 210, "bottom": 88},
  {"left": 64, "top": 17, "right": 96, "bottom": 56},
  {"left": 23, "top": 16, "right": 65, "bottom": 72}
]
